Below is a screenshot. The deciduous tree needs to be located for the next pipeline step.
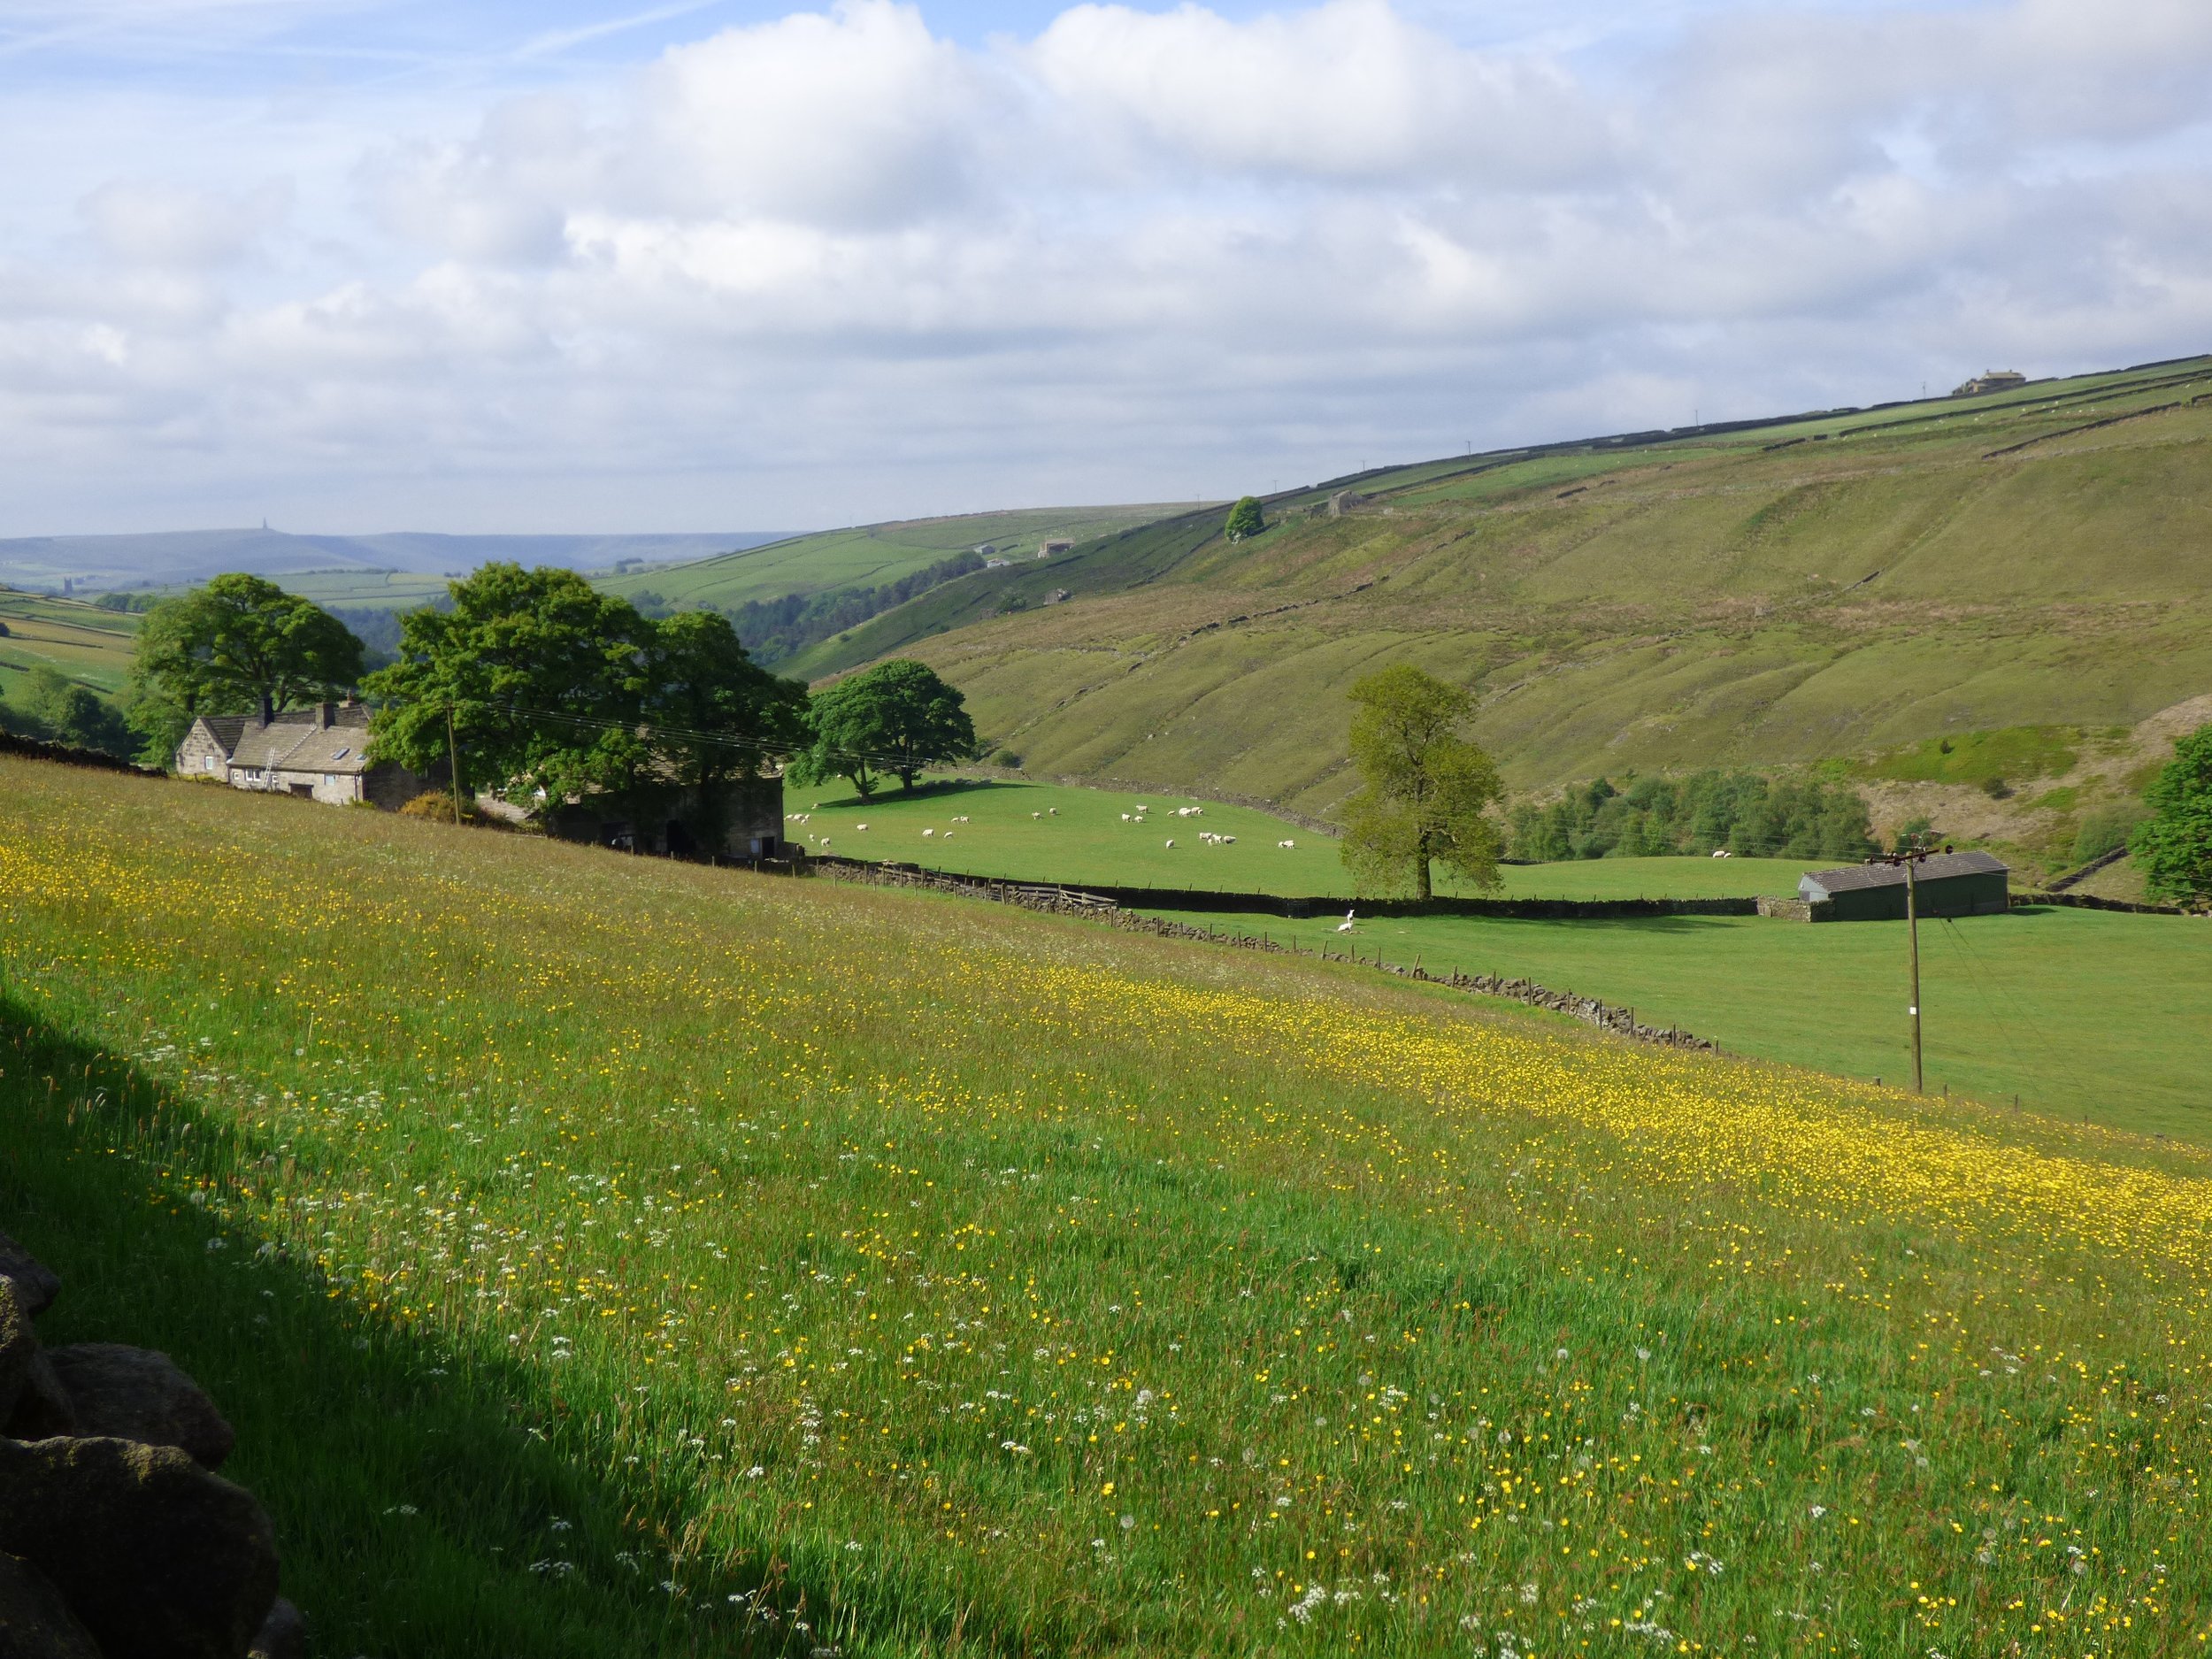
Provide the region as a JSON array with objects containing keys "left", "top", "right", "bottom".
[
  {"left": 127, "top": 573, "right": 365, "bottom": 764},
  {"left": 2132, "top": 724, "right": 2212, "bottom": 905},
  {"left": 364, "top": 565, "right": 652, "bottom": 806},
  {"left": 1340, "top": 664, "right": 1502, "bottom": 899},
  {"left": 799, "top": 658, "right": 976, "bottom": 798},
  {"left": 1225, "top": 496, "right": 1264, "bottom": 541}
]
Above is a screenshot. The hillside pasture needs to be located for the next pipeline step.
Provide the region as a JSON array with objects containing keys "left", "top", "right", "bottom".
[
  {"left": 786, "top": 778, "right": 1816, "bottom": 898},
  {"left": 4, "top": 758, "right": 2211, "bottom": 1656},
  {"left": 1149, "top": 902, "right": 2212, "bottom": 1142},
  {"left": 0, "top": 588, "right": 138, "bottom": 711},
  {"left": 600, "top": 505, "right": 1190, "bottom": 616}
]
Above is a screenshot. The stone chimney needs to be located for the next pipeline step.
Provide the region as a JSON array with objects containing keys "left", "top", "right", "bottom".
[{"left": 317, "top": 702, "right": 336, "bottom": 729}]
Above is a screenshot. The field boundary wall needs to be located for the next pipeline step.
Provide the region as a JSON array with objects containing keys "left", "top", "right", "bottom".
[
  {"left": 806, "top": 856, "right": 1760, "bottom": 920},
  {"left": 2016, "top": 889, "right": 2200, "bottom": 918},
  {"left": 808, "top": 856, "right": 1717, "bottom": 1051},
  {"left": 0, "top": 728, "right": 164, "bottom": 779}
]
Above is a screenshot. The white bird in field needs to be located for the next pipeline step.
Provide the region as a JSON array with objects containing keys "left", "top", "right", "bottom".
[{"left": 1337, "top": 909, "right": 1356, "bottom": 933}]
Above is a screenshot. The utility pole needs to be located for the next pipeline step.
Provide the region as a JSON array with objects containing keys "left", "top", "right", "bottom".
[{"left": 1868, "top": 835, "right": 1947, "bottom": 1092}]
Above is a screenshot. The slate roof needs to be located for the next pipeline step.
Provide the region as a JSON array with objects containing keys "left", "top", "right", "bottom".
[
  {"left": 191, "top": 715, "right": 252, "bottom": 757},
  {"left": 1801, "top": 849, "right": 2008, "bottom": 896},
  {"left": 226, "top": 705, "right": 375, "bottom": 775}
]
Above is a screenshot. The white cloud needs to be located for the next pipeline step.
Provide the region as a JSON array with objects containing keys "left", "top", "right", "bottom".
[{"left": 0, "top": 0, "right": 2208, "bottom": 533}]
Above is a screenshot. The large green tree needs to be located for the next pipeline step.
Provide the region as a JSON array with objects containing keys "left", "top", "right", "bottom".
[
  {"left": 2132, "top": 724, "right": 2212, "bottom": 905},
  {"left": 1340, "top": 664, "right": 1503, "bottom": 899},
  {"left": 1225, "top": 495, "right": 1265, "bottom": 541},
  {"left": 641, "top": 609, "right": 810, "bottom": 844},
  {"left": 127, "top": 573, "right": 365, "bottom": 764},
  {"left": 364, "top": 565, "right": 653, "bottom": 806},
  {"left": 800, "top": 658, "right": 976, "bottom": 798}
]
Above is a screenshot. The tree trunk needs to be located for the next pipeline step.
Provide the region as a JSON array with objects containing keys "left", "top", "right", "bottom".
[{"left": 1416, "top": 833, "right": 1432, "bottom": 901}]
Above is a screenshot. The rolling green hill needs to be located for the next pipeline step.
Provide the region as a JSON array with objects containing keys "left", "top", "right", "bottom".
[
  {"left": 598, "top": 503, "right": 1198, "bottom": 616},
  {"left": 784, "top": 357, "right": 2212, "bottom": 872}
]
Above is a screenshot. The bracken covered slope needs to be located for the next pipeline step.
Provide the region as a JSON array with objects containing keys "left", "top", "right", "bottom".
[{"left": 788, "top": 357, "right": 2212, "bottom": 823}]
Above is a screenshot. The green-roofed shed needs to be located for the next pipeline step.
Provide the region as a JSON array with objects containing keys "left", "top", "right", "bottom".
[{"left": 1798, "top": 850, "right": 2010, "bottom": 921}]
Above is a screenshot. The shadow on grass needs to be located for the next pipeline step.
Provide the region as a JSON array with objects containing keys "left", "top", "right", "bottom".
[
  {"left": 797, "top": 775, "right": 1027, "bottom": 811},
  {"left": 0, "top": 994, "right": 820, "bottom": 1659}
]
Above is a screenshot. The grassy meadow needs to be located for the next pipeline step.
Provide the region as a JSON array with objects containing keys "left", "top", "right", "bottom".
[
  {"left": 788, "top": 777, "right": 1816, "bottom": 899},
  {"left": 1148, "top": 903, "right": 2212, "bottom": 1144},
  {"left": 4, "top": 757, "right": 2212, "bottom": 1655}
]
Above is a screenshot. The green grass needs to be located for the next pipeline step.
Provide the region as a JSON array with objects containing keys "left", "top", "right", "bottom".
[
  {"left": 791, "top": 778, "right": 1816, "bottom": 899},
  {"left": 599, "top": 506, "right": 1189, "bottom": 616},
  {"left": 275, "top": 571, "right": 457, "bottom": 611},
  {"left": 8, "top": 758, "right": 2212, "bottom": 1655},
  {"left": 1148, "top": 902, "right": 2212, "bottom": 1141},
  {"left": 1858, "top": 726, "right": 2082, "bottom": 788}
]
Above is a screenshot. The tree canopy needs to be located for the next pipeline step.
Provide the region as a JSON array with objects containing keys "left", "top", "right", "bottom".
[
  {"left": 127, "top": 573, "right": 365, "bottom": 762},
  {"left": 364, "top": 564, "right": 656, "bottom": 804},
  {"left": 1340, "top": 664, "right": 1502, "bottom": 899},
  {"left": 2131, "top": 723, "right": 2212, "bottom": 905},
  {"left": 364, "top": 566, "right": 810, "bottom": 816},
  {"left": 800, "top": 658, "right": 976, "bottom": 799},
  {"left": 1225, "top": 496, "right": 1264, "bottom": 541},
  {"left": 640, "top": 609, "right": 810, "bottom": 843}
]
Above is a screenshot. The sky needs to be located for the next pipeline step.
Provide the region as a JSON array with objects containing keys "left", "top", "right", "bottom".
[{"left": 1, "top": 0, "right": 2208, "bottom": 534}]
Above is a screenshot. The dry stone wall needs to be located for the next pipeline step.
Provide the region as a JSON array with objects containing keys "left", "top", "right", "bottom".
[{"left": 0, "top": 1225, "right": 302, "bottom": 1659}]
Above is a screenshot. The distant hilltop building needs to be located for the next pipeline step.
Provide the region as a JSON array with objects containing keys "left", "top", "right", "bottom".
[{"left": 1953, "top": 370, "right": 2027, "bottom": 397}]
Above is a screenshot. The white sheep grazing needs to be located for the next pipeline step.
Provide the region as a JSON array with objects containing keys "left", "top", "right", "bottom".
[
  {"left": 952, "top": 815, "right": 970, "bottom": 823},
  {"left": 1279, "top": 839, "right": 1295, "bottom": 849},
  {"left": 856, "top": 822, "right": 869, "bottom": 831},
  {"left": 1164, "top": 838, "right": 1176, "bottom": 849},
  {"left": 1223, "top": 835, "right": 1236, "bottom": 844},
  {"left": 1032, "top": 811, "right": 1042, "bottom": 819},
  {"left": 923, "top": 828, "right": 934, "bottom": 836},
  {"left": 1048, "top": 807, "right": 1058, "bottom": 816},
  {"left": 1136, "top": 803, "right": 1150, "bottom": 812},
  {"left": 1120, "top": 813, "right": 1132, "bottom": 822},
  {"left": 1337, "top": 909, "right": 1356, "bottom": 933}
]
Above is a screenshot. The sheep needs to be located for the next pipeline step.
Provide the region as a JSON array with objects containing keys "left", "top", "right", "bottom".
[
  {"left": 1048, "top": 807, "right": 1058, "bottom": 816},
  {"left": 951, "top": 815, "right": 970, "bottom": 823},
  {"left": 1032, "top": 811, "right": 1042, "bottom": 819},
  {"left": 1222, "top": 835, "right": 1236, "bottom": 844},
  {"left": 1278, "top": 839, "right": 1295, "bottom": 849},
  {"left": 856, "top": 823, "right": 869, "bottom": 831},
  {"left": 1337, "top": 909, "right": 1356, "bottom": 933},
  {"left": 1120, "top": 813, "right": 1132, "bottom": 822},
  {"left": 1164, "top": 839, "right": 1176, "bottom": 849},
  {"left": 923, "top": 828, "right": 935, "bottom": 836}
]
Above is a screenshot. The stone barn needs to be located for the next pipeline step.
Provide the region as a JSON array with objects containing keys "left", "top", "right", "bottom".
[
  {"left": 543, "top": 772, "right": 787, "bottom": 860},
  {"left": 1797, "top": 850, "right": 2010, "bottom": 921}
]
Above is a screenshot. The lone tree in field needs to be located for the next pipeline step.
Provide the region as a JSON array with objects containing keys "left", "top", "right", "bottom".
[
  {"left": 1224, "top": 496, "right": 1265, "bottom": 541},
  {"left": 127, "top": 573, "right": 365, "bottom": 764},
  {"left": 801, "top": 658, "right": 976, "bottom": 799},
  {"left": 2132, "top": 723, "right": 2212, "bottom": 905},
  {"left": 1340, "top": 664, "right": 1503, "bottom": 900}
]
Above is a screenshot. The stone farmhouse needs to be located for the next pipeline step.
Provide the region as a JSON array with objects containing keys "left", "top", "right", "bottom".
[
  {"left": 1952, "top": 370, "right": 2028, "bottom": 396},
  {"left": 173, "top": 701, "right": 434, "bottom": 809}
]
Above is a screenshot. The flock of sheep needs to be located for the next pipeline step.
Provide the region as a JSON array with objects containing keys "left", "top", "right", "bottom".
[{"left": 785, "top": 796, "right": 1302, "bottom": 854}]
